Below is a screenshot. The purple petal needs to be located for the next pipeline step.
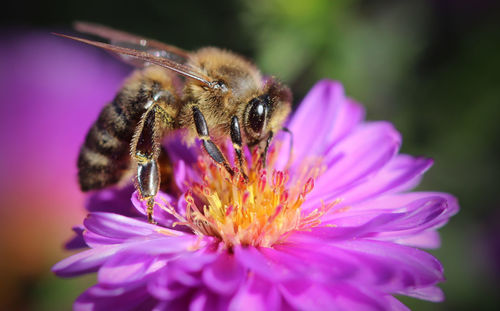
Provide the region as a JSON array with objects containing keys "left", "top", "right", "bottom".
[
  {"left": 332, "top": 240, "right": 444, "bottom": 291},
  {"left": 174, "top": 160, "right": 188, "bottom": 192},
  {"left": 86, "top": 185, "right": 139, "bottom": 216},
  {"left": 116, "top": 235, "right": 208, "bottom": 256},
  {"left": 234, "top": 246, "right": 290, "bottom": 282},
  {"left": 268, "top": 242, "right": 360, "bottom": 282},
  {"left": 55, "top": 233, "right": 206, "bottom": 279},
  {"left": 156, "top": 295, "right": 193, "bottom": 311},
  {"left": 131, "top": 191, "right": 180, "bottom": 228},
  {"left": 341, "top": 155, "right": 433, "bottom": 205},
  {"left": 57, "top": 235, "right": 205, "bottom": 282},
  {"left": 290, "top": 213, "right": 404, "bottom": 241},
  {"left": 315, "top": 192, "right": 458, "bottom": 247},
  {"left": 321, "top": 195, "right": 455, "bottom": 237},
  {"left": 238, "top": 244, "right": 357, "bottom": 284},
  {"left": 202, "top": 252, "right": 245, "bottom": 295},
  {"left": 189, "top": 289, "right": 230, "bottom": 311},
  {"left": 97, "top": 251, "right": 166, "bottom": 286},
  {"left": 65, "top": 226, "right": 87, "bottom": 250},
  {"left": 381, "top": 296, "right": 410, "bottom": 311},
  {"left": 372, "top": 197, "right": 455, "bottom": 241},
  {"left": 394, "top": 230, "right": 441, "bottom": 249},
  {"left": 326, "top": 97, "right": 366, "bottom": 147},
  {"left": 397, "top": 285, "right": 444, "bottom": 302},
  {"left": 147, "top": 249, "right": 216, "bottom": 300},
  {"left": 148, "top": 270, "right": 191, "bottom": 301},
  {"left": 271, "top": 238, "right": 444, "bottom": 294},
  {"left": 339, "top": 191, "right": 456, "bottom": 214},
  {"left": 169, "top": 248, "right": 218, "bottom": 273},
  {"left": 280, "top": 280, "right": 389, "bottom": 311},
  {"left": 228, "top": 275, "right": 281, "bottom": 311},
  {"left": 52, "top": 245, "right": 122, "bottom": 277},
  {"left": 75, "top": 284, "right": 158, "bottom": 311},
  {"left": 163, "top": 133, "right": 199, "bottom": 166},
  {"left": 279, "top": 80, "right": 364, "bottom": 169},
  {"left": 306, "top": 121, "right": 401, "bottom": 207},
  {"left": 268, "top": 241, "right": 399, "bottom": 286},
  {"left": 303, "top": 155, "right": 434, "bottom": 212},
  {"left": 83, "top": 212, "right": 177, "bottom": 247}
]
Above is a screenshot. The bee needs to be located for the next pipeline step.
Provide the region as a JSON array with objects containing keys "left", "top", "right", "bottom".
[{"left": 56, "top": 22, "right": 292, "bottom": 223}]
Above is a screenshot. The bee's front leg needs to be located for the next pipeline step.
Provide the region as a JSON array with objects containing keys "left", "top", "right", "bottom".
[
  {"left": 192, "top": 106, "right": 234, "bottom": 177},
  {"left": 131, "top": 104, "right": 170, "bottom": 224},
  {"left": 230, "top": 116, "right": 248, "bottom": 181}
]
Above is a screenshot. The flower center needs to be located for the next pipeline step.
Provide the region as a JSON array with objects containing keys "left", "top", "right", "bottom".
[{"left": 162, "top": 146, "right": 335, "bottom": 248}]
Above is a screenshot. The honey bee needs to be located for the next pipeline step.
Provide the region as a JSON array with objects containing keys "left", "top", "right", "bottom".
[{"left": 56, "top": 22, "right": 292, "bottom": 223}]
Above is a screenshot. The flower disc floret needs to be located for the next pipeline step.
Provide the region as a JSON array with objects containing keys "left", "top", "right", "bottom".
[{"left": 165, "top": 150, "right": 334, "bottom": 248}]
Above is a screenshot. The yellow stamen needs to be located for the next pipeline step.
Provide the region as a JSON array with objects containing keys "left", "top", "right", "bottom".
[{"left": 159, "top": 145, "right": 338, "bottom": 248}]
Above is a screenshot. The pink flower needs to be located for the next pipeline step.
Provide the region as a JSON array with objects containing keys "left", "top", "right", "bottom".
[{"left": 54, "top": 80, "right": 458, "bottom": 310}]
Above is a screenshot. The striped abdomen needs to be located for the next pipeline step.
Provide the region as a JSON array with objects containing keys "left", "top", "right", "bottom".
[{"left": 78, "top": 90, "right": 146, "bottom": 191}]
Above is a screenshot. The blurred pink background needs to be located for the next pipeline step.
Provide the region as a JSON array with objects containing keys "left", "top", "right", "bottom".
[{"left": 0, "top": 30, "right": 130, "bottom": 308}]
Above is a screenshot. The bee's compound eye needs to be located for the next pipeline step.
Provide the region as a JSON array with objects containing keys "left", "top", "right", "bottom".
[{"left": 248, "top": 98, "right": 267, "bottom": 135}]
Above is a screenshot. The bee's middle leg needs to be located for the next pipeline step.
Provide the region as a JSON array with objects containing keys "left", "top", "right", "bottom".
[{"left": 132, "top": 104, "right": 172, "bottom": 223}]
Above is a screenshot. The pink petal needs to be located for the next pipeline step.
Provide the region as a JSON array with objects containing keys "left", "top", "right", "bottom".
[
  {"left": 397, "top": 285, "right": 444, "bottom": 302},
  {"left": 74, "top": 284, "right": 157, "bottom": 311},
  {"left": 147, "top": 250, "right": 216, "bottom": 300},
  {"left": 131, "top": 191, "right": 180, "bottom": 227},
  {"left": 53, "top": 235, "right": 197, "bottom": 278},
  {"left": 84, "top": 212, "right": 161, "bottom": 238},
  {"left": 86, "top": 185, "right": 138, "bottom": 216},
  {"left": 278, "top": 80, "right": 364, "bottom": 170},
  {"left": 52, "top": 245, "right": 122, "bottom": 277},
  {"left": 202, "top": 252, "right": 245, "bottom": 295},
  {"left": 148, "top": 271, "right": 191, "bottom": 301},
  {"left": 322, "top": 195, "right": 454, "bottom": 236},
  {"left": 321, "top": 122, "right": 401, "bottom": 187},
  {"left": 228, "top": 275, "right": 281, "bottom": 311},
  {"left": 83, "top": 212, "right": 180, "bottom": 247},
  {"left": 65, "top": 226, "right": 87, "bottom": 249},
  {"left": 189, "top": 289, "right": 230, "bottom": 311},
  {"left": 382, "top": 296, "right": 410, "bottom": 311},
  {"left": 97, "top": 252, "right": 166, "bottom": 285},
  {"left": 326, "top": 97, "right": 365, "bottom": 147},
  {"left": 280, "top": 280, "right": 389, "bottom": 311},
  {"left": 234, "top": 246, "right": 290, "bottom": 282},
  {"left": 304, "top": 155, "right": 433, "bottom": 211},
  {"left": 305, "top": 122, "right": 401, "bottom": 207},
  {"left": 271, "top": 239, "right": 444, "bottom": 294},
  {"left": 394, "top": 230, "right": 441, "bottom": 249},
  {"left": 339, "top": 155, "right": 433, "bottom": 204},
  {"left": 332, "top": 240, "right": 444, "bottom": 291}
]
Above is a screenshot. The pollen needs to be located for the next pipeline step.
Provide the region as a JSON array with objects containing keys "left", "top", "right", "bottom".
[{"left": 160, "top": 147, "right": 337, "bottom": 248}]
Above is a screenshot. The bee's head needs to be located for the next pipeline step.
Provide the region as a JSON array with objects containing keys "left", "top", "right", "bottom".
[{"left": 243, "top": 78, "right": 292, "bottom": 145}]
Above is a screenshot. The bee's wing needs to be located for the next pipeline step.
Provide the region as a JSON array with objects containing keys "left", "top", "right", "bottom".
[
  {"left": 74, "top": 21, "right": 189, "bottom": 66},
  {"left": 54, "top": 33, "right": 213, "bottom": 87}
]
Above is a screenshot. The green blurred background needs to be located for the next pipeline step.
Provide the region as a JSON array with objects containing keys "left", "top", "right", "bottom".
[{"left": 1, "top": 0, "right": 499, "bottom": 310}]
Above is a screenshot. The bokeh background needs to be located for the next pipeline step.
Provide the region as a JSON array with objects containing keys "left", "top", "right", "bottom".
[{"left": 1, "top": 0, "right": 499, "bottom": 310}]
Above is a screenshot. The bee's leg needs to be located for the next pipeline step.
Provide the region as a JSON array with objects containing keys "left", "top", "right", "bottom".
[
  {"left": 132, "top": 105, "right": 169, "bottom": 224},
  {"left": 260, "top": 131, "right": 274, "bottom": 168},
  {"left": 230, "top": 116, "right": 248, "bottom": 181},
  {"left": 192, "top": 106, "right": 234, "bottom": 177}
]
